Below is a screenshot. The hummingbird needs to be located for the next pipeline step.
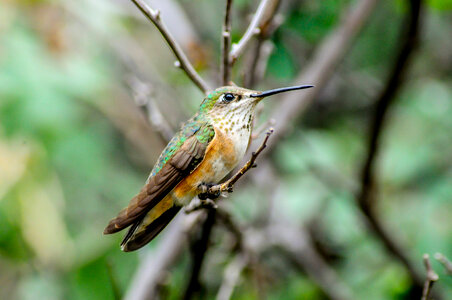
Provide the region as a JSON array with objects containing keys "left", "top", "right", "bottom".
[{"left": 104, "top": 84, "right": 313, "bottom": 251}]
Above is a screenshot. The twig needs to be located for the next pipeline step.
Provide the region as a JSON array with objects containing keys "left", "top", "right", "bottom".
[
  {"left": 229, "top": 0, "right": 279, "bottom": 65},
  {"left": 198, "top": 128, "right": 274, "bottom": 199},
  {"left": 221, "top": 0, "right": 234, "bottom": 85},
  {"left": 434, "top": 253, "right": 452, "bottom": 275},
  {"left": 130, "top": 0, "right": 210, "bottom": 94},
  {"left": 421, "top": 254, "right": 439, "bottom": 300}
]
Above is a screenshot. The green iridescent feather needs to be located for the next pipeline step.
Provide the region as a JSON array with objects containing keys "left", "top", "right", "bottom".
[
  {"left": 150, "top": 113, "right": 215, "bottom": 177},
  {"left": 198, "top": 88, "right": 229, "bottom": 113}
]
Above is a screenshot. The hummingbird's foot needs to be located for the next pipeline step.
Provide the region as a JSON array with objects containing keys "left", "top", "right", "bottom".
[{"left": 198, "top": 182, "right": 222, "bottom": 200}]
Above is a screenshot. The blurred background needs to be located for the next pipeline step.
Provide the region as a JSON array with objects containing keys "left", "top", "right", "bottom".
[{"left": 1, "top": 0, "right": 452, "bottom": 299}]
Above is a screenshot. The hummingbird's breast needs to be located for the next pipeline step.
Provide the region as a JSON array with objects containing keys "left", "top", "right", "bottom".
[{"left": 171, "top": 115, "right": 253, "bottom": 206}]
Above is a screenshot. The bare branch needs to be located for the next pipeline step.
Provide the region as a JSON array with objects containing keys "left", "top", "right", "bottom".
[
  {"left": 221, "top": 0, "right": 234, "bottom": 85},
  {"left": 229, "top": 0, "right": 279, "bottom": 65},
  {"left": 198, "top": 128, "right": 274, "bottom": 199},
  {"left": 422, "top": 254, "right": 439, "bottom": 300},
  {"left": 434, "top": 253, "right": 452, "bottom": 275},
  {"left": 130, "top": 0, "right": 210, "bottom": 94}
]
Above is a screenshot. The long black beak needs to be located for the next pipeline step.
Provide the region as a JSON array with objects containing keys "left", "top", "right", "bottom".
[{"left": 250, "top": 84, "right": 314, "bottom": 98}]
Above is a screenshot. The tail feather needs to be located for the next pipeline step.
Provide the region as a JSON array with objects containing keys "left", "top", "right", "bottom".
[{"left": 120, "top": 205, "right": 181, "bottom": 252}]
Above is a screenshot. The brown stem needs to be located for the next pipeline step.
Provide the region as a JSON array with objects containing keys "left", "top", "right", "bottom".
[
  {"left": 130, "top": 0, "right": 210, "bottom": 94},
  {"left": 199, "top": 128, "right": 274, "bottom": 198}
]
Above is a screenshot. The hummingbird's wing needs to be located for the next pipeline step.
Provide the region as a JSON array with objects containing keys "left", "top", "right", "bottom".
[{"left": 103, "top": 123, "right": 215, "bottom": 235}]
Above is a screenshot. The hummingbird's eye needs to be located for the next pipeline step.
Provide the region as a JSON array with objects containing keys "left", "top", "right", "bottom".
[{"left": 222, "top": 93, "right": 235, "bottom": 103}]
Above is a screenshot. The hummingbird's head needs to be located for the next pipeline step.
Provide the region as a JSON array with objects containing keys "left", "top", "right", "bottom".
[{"left": 199, "top": 85, "right": 314, "bottom": 128}]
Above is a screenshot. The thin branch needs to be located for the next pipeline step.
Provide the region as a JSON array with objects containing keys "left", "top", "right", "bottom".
[
  {"left": 434, "top": 253, "right": 452, "bottom": 275},
  {"left": 229, "top": 0, "right": 279, "bottom": 65},
  {"left": 421, "top": 254, "right": 439, "bottom": 300},
  {"left": 198, "top": 128, "right": 274, "bottom": 199},
  {"left": 130, "top": 0, "right": 210, "bottom": 94},
  {"left": 221, "top": 0, "right": 234, "bottom": 85}
]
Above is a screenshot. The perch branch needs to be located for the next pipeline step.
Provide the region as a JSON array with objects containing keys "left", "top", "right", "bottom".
[
  {"left": 130, "top": 0, "right": 210, "bottom": 94},
  {"left": 421, "top": 254, "right": 439, "bottom": 300},
  {"left": 221, "top": 0, "right": 234, "bottom": 85},
  {"left": 197, "top": 128, "right": 274, "bottom": 200}
]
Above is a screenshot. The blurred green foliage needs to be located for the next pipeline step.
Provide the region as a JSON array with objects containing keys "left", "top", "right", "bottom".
[{"left": 1, "top": 0, "right": 452, "bottom": 299}]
